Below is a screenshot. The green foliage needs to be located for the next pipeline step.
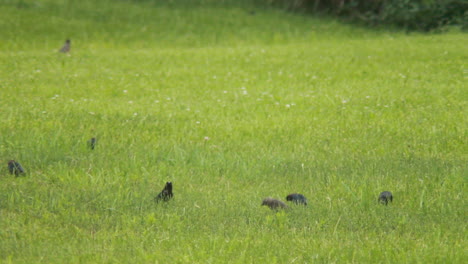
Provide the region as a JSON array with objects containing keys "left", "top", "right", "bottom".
[
  {"left": 268, "top": 0, "right": 467, "bottom": 31},
  {"left": 367, "top": 0, "right": 467, "bottom": 31},
  {"left": 0, "top": 0, "right": 467, "bottom": 263}
]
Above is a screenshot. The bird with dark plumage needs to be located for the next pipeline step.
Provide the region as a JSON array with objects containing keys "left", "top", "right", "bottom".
[
  {"left": 286, "top": 193, "right": 308, "bottom": 205},
  {"left": 8, "top": 160, "right": 25, "bottom": 176},
  {"left": 155, "top": 182, "right": 173, "bottom": 203},
  {"left": 261, "top": 197, "right": 288, "bottom": 210},
  {"left": 88, "top": 137, "right": 97, "bottom": 150},
  {"left": 59, "top": 39, "right": 71, "bottom": 53},
  {"left": 378, "top": 191, "right": 393, "bottom": 205}
]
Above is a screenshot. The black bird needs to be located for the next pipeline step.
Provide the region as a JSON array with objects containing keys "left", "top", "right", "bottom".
[
  {"left": 261, "top": 197, "right": 288, "bottom": 210},
  {"left": 378, "top": 191, "right": 393, "bottom": 205},
  {"left": 155, "top": 182, "right": 173, "bottom": 203},
  {"left": 8, "top": 160, "right": 25, "bottom": 176},
  {"left": 59, "top": 39, "right": 71, "bottom": 53},
  {"left": 286, "top": 193, "right": 308, "bottom": 205},
  {"left": 87, "top": 137, "right": 97, "bottom": 150}
]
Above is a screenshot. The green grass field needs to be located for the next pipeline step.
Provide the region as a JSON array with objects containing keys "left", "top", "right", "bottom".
[{"left": 0, "top": 0, "right": 467, "bottom": 263}]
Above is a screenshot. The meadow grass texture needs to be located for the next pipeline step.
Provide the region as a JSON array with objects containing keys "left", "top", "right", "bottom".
[{"left": 0, "top": 0, "right": 467, "bottom": 263}]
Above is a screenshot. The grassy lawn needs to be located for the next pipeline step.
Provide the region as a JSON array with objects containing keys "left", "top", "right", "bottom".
[{"left": 0, "top": 0, "right": 466, "bottom": 263}]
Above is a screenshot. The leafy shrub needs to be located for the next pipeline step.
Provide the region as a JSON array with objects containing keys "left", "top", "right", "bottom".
[
  {"left": 369, "top": 0, "right": 467, "bottom": 31},
  {"left": 263, "top": 0, "right": 467, "bottom": 31}
]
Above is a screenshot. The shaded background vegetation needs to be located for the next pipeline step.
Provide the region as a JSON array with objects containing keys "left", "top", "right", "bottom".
[
  {"left": 267, "top": 0, "right": 467, "bottom": 31},
  {"left": 6, "top": 0, "right": 466, "bottom": 31}
]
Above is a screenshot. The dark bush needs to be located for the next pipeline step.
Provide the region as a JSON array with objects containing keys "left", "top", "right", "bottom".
[
  {"left": 263, "top": 0, "right": 467, "bottom": 31},
  {"left": 372, "top": 0, "right": 467, "bottom": 31}
]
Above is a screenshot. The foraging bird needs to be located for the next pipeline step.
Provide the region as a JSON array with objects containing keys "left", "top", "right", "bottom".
[
  {"left": 286, "top": 193, "right": 308, "bottom": 205},
  {"left": 8, "top": 160, "right": 25, "bottom": 176},
  {"left": 378, "top": 191, "right": 393, "bottom": 205},
  {"left": 155, "top": 182, "right": 173, "bottom": 202},
  {"left": 59, "top": 39, "right": 71, "bottom": 53},
  {"left": 261, "top": 197, "right": 288, "bottom": 210},
  {"left": 87, "top": 137, "right": 97, "bottom": 150}
]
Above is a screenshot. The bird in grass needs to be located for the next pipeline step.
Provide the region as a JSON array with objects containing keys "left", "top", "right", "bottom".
[
  {"left": 261, "top": 197, "right": 288, "bottom": 210},
  {"left": 155, "top": 182, "right": 173, "bottom": 203},
  {"left": 286, "top": 193, "right": 308, "bottom": 205},
  {"left": 87, "top": 137, "right": 97, "bottom": 150},
  {"left": 59, "top": 39, "right": 71, "bottom": 53},
  {"left": 378, "top": 191, "right": 393, "bottom": 205},
  {"left": 8, "top": 160, "right": 25, "bottom": 176}
]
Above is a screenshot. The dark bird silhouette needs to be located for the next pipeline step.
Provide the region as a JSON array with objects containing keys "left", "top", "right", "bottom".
[
  {"left": 59, "top": 39, "right": 71, "bottom": 53},
  {"left": 8, "top": 160, "right": 25, "bottom": 176},
  {"left": 87, "top": 137, "right": 97, "bottom": 150},
  {"left": 378, "top": 191, "right": 393, "bottom": 205},
  {"left": 261, "top": 197, "right": 288, "bottom": 210},
  {"left": 286, "top": 193, "right": 308, "bottom": 205},
  {"left": 155, "top": 182, "right": 173, "bottom": 203}
]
